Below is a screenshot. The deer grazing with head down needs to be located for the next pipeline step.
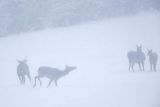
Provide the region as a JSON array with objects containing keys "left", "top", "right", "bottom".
[
  {"left": 147, "top": 49, "right": 158, "bottom": 71},
  {"left": 33, "top": 65, "right": 77, "bottom": 88},
  {"left": 17, "top": 59, "right": 31, "bottom": 84},
  {"left": 127, "top": 45, "right": 146, "bottom": 71}
]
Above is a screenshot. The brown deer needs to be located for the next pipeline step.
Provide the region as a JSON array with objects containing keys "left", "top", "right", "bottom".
[
  {"left": 33, "top": 65, "right": 77, "bottom": 88},
  {"left": 17, "top": 59, "right": 31, "bottom": 84},
  {"left": 127, "top": 45, "right": 146, "bottom": 71},
  {"left": 147, "top": 49, "right": 158, "bottom": 71}
]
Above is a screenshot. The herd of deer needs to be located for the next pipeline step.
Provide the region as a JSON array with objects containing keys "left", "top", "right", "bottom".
[
  {"left": 16, "top": 45, "right": 158, "bottom": 87},
  {"left": 127, "top": 45, "right": 158, "bottom": 72},
  {"left": 17, "top": 61, "right": 77, "bottom": 87}
]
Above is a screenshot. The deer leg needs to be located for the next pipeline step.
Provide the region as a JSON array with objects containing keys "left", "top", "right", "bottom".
[
  {"left": 154, "top": 64, "right": 156, "bottom": 72},
  {"left": 38, "top": 77, "right": 42, "bottom": 86},
  {"left": 131, "top": 63, "right": 135, "bottom": 72},
  {"left": 150, "top": 64, "right": 153, "bottom": 71},
  {"left": 142, "top": 62, "right": 144, "bottom": 71},
  {"left": 54, "top": 80, "right": 58, "bottom": 87},
  {"left": 24, "top": 76, "right": 26, "bottom": 84},
  {"left": 138, "top": 62, "right": 141, "bottom": 71},
  {"left": 27, "top": 72, "right": 31, "bottom": 82},
  {"left": 20, "top": 76, "right": 24, "bottom": 84},
  {"left": 18, "top": 74, "right": 22, "bottom": 84},
  {"left": 33, "top": 76, "right": 37, "bottom": 88},
  {"left": 22, "top": 76, "right": 25, "bottom": 84},
  {"left": 47, "top": 79, "right": 53, "bottom": 88},
  {"left": 129, "top": 61, "right": 131, "bottom": 71}
]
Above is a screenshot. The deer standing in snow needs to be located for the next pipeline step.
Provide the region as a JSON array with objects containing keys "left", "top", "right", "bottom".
[
  {"left": 33, "top": 65, "right": 77, "bottom": 88},
  {"left": 17, "top": 59, "right": 31, "bottom": 84},
  {"left": 147, "top": 49, "right": 158, "bottom": 71},
  {"left": 127, "top": 45, "right": 146, "bottom": 71}
]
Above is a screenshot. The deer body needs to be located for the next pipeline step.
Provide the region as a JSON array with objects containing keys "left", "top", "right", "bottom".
[
  {"left": 17, "top": 59, "right": 31, "bottom": 84},
  {"left": 33, "top": 65, "right": 76, "bottom": 88},
  {"left": 127, "top": 46, "right": 146, "bottom": 71},
  {"left": 147, "top": 50, "right": 158, "bottom": 71}
]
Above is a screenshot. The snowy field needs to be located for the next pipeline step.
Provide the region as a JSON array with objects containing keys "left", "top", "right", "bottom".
[{"left": 0, "top": 11, "right": 160, "bottom": 107}]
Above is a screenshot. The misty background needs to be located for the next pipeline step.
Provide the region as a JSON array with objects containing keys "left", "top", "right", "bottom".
[
  {"left": 0, "top": 1, "right": 160, "bottom": 107},
  {"left": 0, "top": 0, "right": 160, "bottom": 36}
]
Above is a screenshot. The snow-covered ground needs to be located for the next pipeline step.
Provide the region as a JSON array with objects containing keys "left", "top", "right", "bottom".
[{"left": 0, "top": 11, "right": 160, "bottom": 107}]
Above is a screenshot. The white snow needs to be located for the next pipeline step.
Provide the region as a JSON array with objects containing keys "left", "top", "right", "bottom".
[{"left": 0, "top": 11, "right": 160, "bottom": 107}]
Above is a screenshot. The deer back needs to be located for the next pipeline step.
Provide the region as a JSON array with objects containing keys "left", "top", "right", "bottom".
[{"left": 38, "top": 67, "right": 63, "bottom": 79}]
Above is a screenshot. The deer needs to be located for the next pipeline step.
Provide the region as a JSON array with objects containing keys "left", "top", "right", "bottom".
[
  {"left": 17, "top": 59, "right": 31, "bottom": 84},
  {"left": 127, "top": 45, "right": 146, "bottom": 71},
  {"left": 147, "top": 49, "right": 158, "bottom": 71},
  {"left": 33, "top": 65, "right": 77, "bottom": 88}
]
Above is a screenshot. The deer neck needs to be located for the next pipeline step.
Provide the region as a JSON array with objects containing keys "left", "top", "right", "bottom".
[
  {"left": 149, "top": 53, "right": 153, "bottom": 58},
  {"left": 137, "top": 50, "right": 141, "bottom": 53},
  {"left": 61, "top": 69, "right": 70, "bottom": 76}
]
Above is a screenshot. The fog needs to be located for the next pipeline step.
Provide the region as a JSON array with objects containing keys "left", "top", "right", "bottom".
[
  {"left": 0, "top": 1, "right": 160, "bottom": 107},
  {"left": 0, "top": 0, "right": 160, "bottom": 36}
]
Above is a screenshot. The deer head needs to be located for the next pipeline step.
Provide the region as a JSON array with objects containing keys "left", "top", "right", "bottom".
[
  {"left": 136, "top": 45, "right": 142, "bottom": 52},
  {"left": 65, "top": 65, "right": 77, "bottom": 72},
  {"left": 147, "top": 49, "right": 152, "bottom": 56}
]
